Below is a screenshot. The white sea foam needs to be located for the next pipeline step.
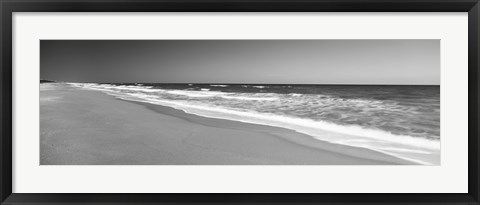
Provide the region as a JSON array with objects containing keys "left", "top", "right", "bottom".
[
  {"left": 210, "top": 85, "right": 229, "bottom": 87},
  {"left": 239, "top": 85, "right": 268, "bottom": 88},
  {"left": 166, "top": 90, "right": 225, "bottom": 98},
  {"left": 380, "top": 147, "right": 432, "bottom": 154},
  {"left": 220, "top": 95, "right": 278, "bottom": 101},
  {"left": 66, "top": 83, "right": 85, "bottom": 88},
  {"left": 87, "top": 84, "right": 161, "bottom": 93},
  {"left": 164, "top": 89, "right": 278, "bottom": 101}
]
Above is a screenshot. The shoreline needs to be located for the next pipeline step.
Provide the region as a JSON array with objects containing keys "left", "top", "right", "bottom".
[
  {"left": 41, "top": 83, "right": 414, "bottom": 165},
  {"left": 126, "top": 100, "right": 413, "bottom": 165}
]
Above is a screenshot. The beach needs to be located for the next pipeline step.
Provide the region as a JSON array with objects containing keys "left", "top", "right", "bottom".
[{"left": 40, "top": 83, "right": 413, "bottom": 165}]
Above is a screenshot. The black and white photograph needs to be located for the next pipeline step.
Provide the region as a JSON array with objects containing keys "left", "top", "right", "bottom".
[{"left": 40, "top": 40, "right": 440, "bottom": 165}]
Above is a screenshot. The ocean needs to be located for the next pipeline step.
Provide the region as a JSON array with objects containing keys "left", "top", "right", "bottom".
[{"left": 69, "top": 83, "right": 440, "bottom": 165}]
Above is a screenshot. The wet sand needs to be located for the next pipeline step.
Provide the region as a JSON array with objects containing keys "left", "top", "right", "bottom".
[{"left": 40, "top": 83, "right": 412, "bottom": 165}]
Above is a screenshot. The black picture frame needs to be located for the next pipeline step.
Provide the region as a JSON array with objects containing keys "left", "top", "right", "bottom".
[{"left": 1, "top": 0, "right": 479, "bottom": 204}]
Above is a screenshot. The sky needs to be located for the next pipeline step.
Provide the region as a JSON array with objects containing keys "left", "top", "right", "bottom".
[{"left": 40, "top": 40, "right": 440, "bottom": 85}]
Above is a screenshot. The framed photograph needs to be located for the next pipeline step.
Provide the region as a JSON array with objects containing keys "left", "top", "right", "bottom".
[{"left": 1, "top": 0, "right": 479, "bottom": 204}]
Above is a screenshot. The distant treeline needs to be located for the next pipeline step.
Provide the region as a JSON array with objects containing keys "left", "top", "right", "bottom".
[{"left": 40, "top": 79, "right": 55, "bottom": 83}]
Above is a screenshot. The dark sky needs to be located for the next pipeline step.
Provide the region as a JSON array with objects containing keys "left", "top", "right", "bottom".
[{"left": 40, "top": 40, "right": 440, "bottom": 84}]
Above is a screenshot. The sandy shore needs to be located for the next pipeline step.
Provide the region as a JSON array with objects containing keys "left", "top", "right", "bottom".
[{"left": 40, "top": 83, "right": 412, "bottom": 165}]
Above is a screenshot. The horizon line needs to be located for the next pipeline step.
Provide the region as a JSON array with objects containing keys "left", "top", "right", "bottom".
[{"left": 40, "top": 80, "right": 440, "bottom": 86}]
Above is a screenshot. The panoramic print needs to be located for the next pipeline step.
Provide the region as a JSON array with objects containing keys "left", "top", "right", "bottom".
[{"left": 40, "top": 40, "right": 440, "bottom": 165}]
